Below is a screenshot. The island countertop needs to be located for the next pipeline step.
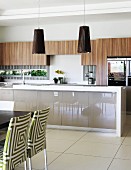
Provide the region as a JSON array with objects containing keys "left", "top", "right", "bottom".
[
  {"left": 0, "top": 84, "right": 126, "bottom": 137},
  {"left": 10, "top": 84, "right": 124, "bottom": 93}
]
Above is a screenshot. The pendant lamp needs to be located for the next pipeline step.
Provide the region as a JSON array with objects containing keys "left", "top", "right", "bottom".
[
  {"left": 32, "top": 0, "right": 45, "bottom": 54},
  {"left": 78, "top": 0, "right": 91, "bottom": 53},
  {"left": 32, "top": 29, "right": 45, "bottom": 54}
]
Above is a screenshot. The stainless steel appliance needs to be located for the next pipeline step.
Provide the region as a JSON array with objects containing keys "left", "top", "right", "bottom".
[{"left": 107, "top": 57, "right": 131, "bottom": 86}]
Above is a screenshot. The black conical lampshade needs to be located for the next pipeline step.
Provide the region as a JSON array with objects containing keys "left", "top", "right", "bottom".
[
  {"left": 32, "top": 29, "right": 45, "bottom": 54},
  {"left": 78, "top": 26, "right": 91, "bottom": 53}
]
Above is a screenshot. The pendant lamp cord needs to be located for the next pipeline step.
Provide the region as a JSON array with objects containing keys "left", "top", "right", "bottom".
[
  {"left": 84, "top": 0, "right": 85, "bottom": 25},
  {"left": 38, "top": 0, "right": 40, "bottom": 29}
]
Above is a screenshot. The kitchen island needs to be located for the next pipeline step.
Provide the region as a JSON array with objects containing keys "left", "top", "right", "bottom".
[{"left": 0, "top": 85, "right": 126, "bottom": 137}]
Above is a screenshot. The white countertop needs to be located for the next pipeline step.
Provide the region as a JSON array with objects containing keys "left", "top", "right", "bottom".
[{"left": 10, "top": 84, "right": 124, "bottom": 92}]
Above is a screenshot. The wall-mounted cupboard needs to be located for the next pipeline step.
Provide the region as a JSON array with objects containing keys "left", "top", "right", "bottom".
[
  {"left": 1, "top": 38, "right": 131, "bottom": 85},
  {"left": 0, "top": 42, "right": 50, "bottom": 66},
  {"left": 45, "top": 40, "right": 78, "bottom": 55},
  {"left": 81, "top": 40, "right": 97, "bottom": 65},
  {"left": 82, "top": 37, "right": 131, "bottom": 85}
]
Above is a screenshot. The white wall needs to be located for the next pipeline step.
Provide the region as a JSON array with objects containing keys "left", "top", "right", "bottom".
[
  {"left": 0, "top": 19, "right": 131, "bottom": 42},
  {"left": 0, "top": 19, "right": 131, "bottom": 82},
  {"left": 50, "top": 55, "right": 83, "bottom": 83}
]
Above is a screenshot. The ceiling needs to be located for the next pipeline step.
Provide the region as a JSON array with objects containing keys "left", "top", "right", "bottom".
[{"left": 0, "top": 0, "right": 131, "bottom": 26}]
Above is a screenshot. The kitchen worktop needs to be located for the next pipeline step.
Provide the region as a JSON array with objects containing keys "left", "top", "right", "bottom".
[
  {"left": 11, "top": 84, "right": 124, "bottom": 93},
  {"left": 0, "top": 82, "right": 124, "bottom": 92}
]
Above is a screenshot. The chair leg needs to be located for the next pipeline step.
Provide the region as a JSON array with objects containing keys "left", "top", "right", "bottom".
[
  {"left": 44, "top": 149, "right": 48, "bottom": 170},
  {"left": 28, "top": 157, "right": 32, "bottom": 170},
  {"left": 24, "top": 160, "right": 27, "bottom": 170}
]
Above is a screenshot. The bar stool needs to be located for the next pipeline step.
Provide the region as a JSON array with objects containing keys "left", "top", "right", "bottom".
[
  {"left": 0, "top": 112, "right": 31, "bottom": 170},
  {"left": 27, "top": 107, "right": 50, "bottom": 170}
]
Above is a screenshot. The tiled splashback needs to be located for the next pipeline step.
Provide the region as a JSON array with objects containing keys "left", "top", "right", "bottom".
[{"left": 0, "top": 65, "right": 49, "bottom": 80}]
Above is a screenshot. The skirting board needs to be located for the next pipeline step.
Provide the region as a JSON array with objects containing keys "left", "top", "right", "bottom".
[{"left": 47, "top": 125, "right": 116, "bottom": 134}]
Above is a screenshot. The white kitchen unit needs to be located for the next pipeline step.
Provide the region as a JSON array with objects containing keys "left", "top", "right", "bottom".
[{"left": 0, "top": 85, "right": 126, "bottom": 137}]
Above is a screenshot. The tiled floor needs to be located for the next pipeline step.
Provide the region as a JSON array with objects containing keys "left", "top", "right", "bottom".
[{"left": 17, "top": 126, "right": 131, "bottom": 170}]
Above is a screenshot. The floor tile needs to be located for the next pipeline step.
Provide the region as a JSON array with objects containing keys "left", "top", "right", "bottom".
[
  {"left": 48, "top": 153, "right": 112, "bottom": 170},
  {"left": 122, "top": 126, "right": 130, "bottom": 137},
  {"left": 46, "top": 128, "right": 53, "bottom": 133},
  {"left": 46, "top": 129, "right": 86, "bottom": 141},
  {"left": 47, "top": 139, "right": 75, "bottom": 152},
  {"left": 115, "top": 145, "right": 131, "bottom": 159},
  {"left": 29, "top": 151, "right": 61, "bottom": 170},
  {"left": 80, "top": 132, "right": 124, "bottom": 144},
  {"left": 19, "top": 151, "right": 61, "bottom": 169},
  {"left": 16, "top": 167, "right": 35, "bottom": 170},
  {"left": 108, "top": 158, "right": 131, "bottom": 170},
  {"left": 15, "top": 167, "right": 24, "bottom": 170},
  {"left": 122, "top": 130, "right": 131, "bottom": 145},
  {"left": 65, "top": 140, "right": 120, "bottom": 158},
  {"left": 125, "top": 115, "right": 131, "bottom": 126}
]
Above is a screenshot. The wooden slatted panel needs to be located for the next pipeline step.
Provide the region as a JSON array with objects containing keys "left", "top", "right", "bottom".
[
  {"left": 96, "top": 39, "right": 103, "bottom": 85},
  {"left": 0, "top": 43, "right": 4, "bottom": 65},
  {"left": 91, "top": 40, "right": 97, "bottom": 65},
  {"left": 121, "top": 38, "right": 128, "bottom": 56},
  {"left": 81, "top": 40, "right": 97, "bottom": 65},
  {"left": 18, "top": 42, "right": 24, "bottom": 65},
  {"left": 26, "top": 42, "right": 32, "bottom": 65},
  {"left": 22, "top": 42, "right": 27, "bottom": 65},
  {"left": 58, "top": 41, "right": 66, "bottom": 55},
  {"left": 102, "top": 38, "right": 113, "bottom": 57},
  {"left": 45, "top": 41, "right": 59, "bottom": 55},
  {"left": 10, "top": 42, "right": 22, "bottom": 65},
  {"left": 67, "top": 40, "right": 78, "bottom": 54},
  {"left": 126, "top": 38, "right": 131, "bottom": 56},
  {"left": 81, "top": 53, "right": 86, "bottom": 65},
  {"left": 112, "top": 38, "right": 122, "bottom": 56},
  {"left": 4, "top": 42, "right": 10, "bottom": 65},
  {"left": 74, "top": 40, "right": 79, "bottom": 54},
  {"left": 102, "top": 38, "right": 113, "bottom": 85}
]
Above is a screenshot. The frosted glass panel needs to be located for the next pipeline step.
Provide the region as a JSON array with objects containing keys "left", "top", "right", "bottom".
[{"left": 61, "top": 92, "right": 116, "bottom": 129}]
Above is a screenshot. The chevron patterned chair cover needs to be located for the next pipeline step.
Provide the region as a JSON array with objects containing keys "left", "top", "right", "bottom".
[
  {"left": 0, "top": 112, "right": 31, "bottom": 170},
  {"left": 27, "top": 107, "right": 50, "bottom": 170}
]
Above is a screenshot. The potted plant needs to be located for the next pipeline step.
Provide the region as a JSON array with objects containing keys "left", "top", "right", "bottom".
[
  {"left": 55, "top": 69, "right": 64, "bottom": 84},
  {"left": 53, "top": 77, "right": 58, "bottom": 84}
]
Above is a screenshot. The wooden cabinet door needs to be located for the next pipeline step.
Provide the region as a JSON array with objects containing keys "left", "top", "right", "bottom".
[
  {"left": 0, "top": 43, "right": 4, "bottom": 65},
  {"left": 58, "top": 40, "right": 78, "bottom": 55},
  {"left": 126, "top": 38, "right": 131, "bottom": 56},
  {"left": 112, "top": 38, "right": 123, "bottom": 56},
  {"left": 111, "top": 38, "right": 128, "bottom": 56},
  {"left": 96, "top": 39, "right": 103, "bottom": 85},
  {"left": 0, "top": 42, "right": 11, "bottom": 65},
  {"left": 101, "top": 39, "right": 112, "bottom": 85},
  {"left": 31, "top": 54, "right": 50, "bottom": 65},
  {"left": 2, "top": 43, "right": 10, "bottom": 65},
  {"left": 45, "top": 40, "right": 78, "bottom": 55},
  {"left": 102, "top": 38, "right": 113, "bottom": 57},
  {"left": 0, "top": 42, "right": 20, "bottom": 65},
  {"left": 10, "top": 42, "right": 23, "bottom": 65},
  {"left": 121, "top": 38, "right": 128, "bottom": 56},
  {"left": 22, "top": 42, "right": 32, "bottom": 65},
  {"left": 81, "top": 40, "right": 97, "bottom": 65},
  {"left": 112, "top": 38, "right": 120, "bottom": 56},
  {"left": 45, "top": 41, "right": 59, "bottom": 55},
  {"left": 26, "top": 42, "right": 32, "bottom": 65},
  {"left": 22, "top": 42, "right": 49, "bottom": 66}
]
